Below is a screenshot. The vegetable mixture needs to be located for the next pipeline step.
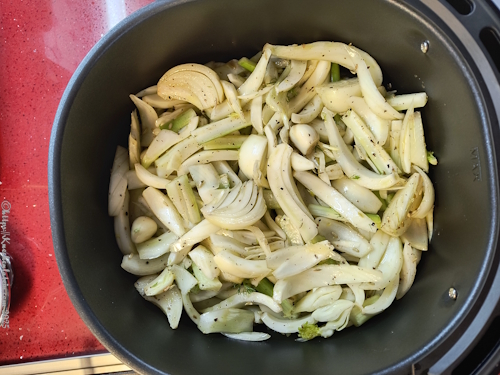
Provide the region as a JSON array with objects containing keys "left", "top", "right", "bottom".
[{"left": 109, "top": 41, "right": 436, "bottom": 342}]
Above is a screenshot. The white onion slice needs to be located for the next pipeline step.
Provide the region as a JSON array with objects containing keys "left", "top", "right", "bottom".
[
  {"left": 363, "top": 274, "right": 399, "bottom": 315},
  {"left": 396, "top": 242, "right": 420, "bottom": 300},
  {"left": 261, "top": 312, "right": 316, "bottom": 334},
  {"left": 316, "top": 78, "right": 361, "bottom": 113},
  {"left": 108, "top": 146, "right": 129, "bottom": 216},
  {"left": 331, "top": 177, "right": 382, "bottom": 214},
  {"left": 411, "top": 166, "right": 435, "bottom": 219},
  {"left": 276, "top": 59, "right": 307, "bottom": 93},
  {"left": 291, "top": 95, "right": 323, "bottom": 124},
  {"left": 135, "top": 164, "right": 171, "bottom": 189},
  {"left": 202, "top": 292, "right": 281, "bottom": 314},
  {"left": 130, "top": 94, "right": 158, "bottom": 147},
  {"left": 323, "top": 109, "right": 398, "bottom": 190},
  {"left": 266, "top": 42, "right": 382, "bottom": 85},
  {"left": 294, "top": 171, "right": 376, "bottom": 233},
  {"left": 213, "top": 250, "right": 271, "bottom": 279},
  {"left": 114, "top": 190, "right": 136, "bottom": 255},
  {"left": 294, "top": 286, "right": 343, "bottom": 313},
  {"left": 142, "top": 187, "right": 187, "bottom": 237},
  {"left": 222, "top": 332, "right": 271, "bottom": 341},
  {"left": 273, "top": 264, "right": 382, "bottom": 302}
]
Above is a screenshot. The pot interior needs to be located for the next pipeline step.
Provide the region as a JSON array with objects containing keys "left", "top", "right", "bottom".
[{"left": 51, "top": 0, "right": 498, "bottom": 374}]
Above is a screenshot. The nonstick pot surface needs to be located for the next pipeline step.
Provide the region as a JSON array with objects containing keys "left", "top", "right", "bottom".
[{"left": 48, "top": 0, "right": 499, "bottom": 374}]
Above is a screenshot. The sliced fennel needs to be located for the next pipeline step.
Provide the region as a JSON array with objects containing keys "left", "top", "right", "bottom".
[{"left": 110, "top": 40, "right": 437, "bottom": 342}]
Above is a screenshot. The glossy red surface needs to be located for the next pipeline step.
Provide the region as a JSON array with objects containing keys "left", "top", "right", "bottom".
[{"left": 0, "top": 0, "right": 153, "bottom": 364}]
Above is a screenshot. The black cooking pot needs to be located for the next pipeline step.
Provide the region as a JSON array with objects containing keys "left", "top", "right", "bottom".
[{"left": 48, "top": 0, "right": 500, "bottom": 374}]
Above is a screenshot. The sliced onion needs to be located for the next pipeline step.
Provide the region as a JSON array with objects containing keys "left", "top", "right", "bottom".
[
  {"left": 129, "top": 110, "right": 141, "bottom": 169},
  {"left": 297, "top": 60, "right": 319, "bottom": 86},
  {"left": 273, "top": 264, "right": 382, "bottom": 302},
  {"left": 108, "top": 146, "right": 129, "bottom": 216},
  {"left": 267, "top": 144, "right": 318, "bottom": 242},
  {"left": 162, "top": 63, "right": 224, "bottom": 102},
  {"left": 387, "top": 92, "right": 428, "bottom": 111},
  {"left": 322, "top": 109, "right": 398, "bottom": 190},
  {"left": 316, "top": 218, "right": 372, "bottom": 257},
  {"left": 198, "top": 308, "right": 254, "bottom": 334},
  {"left": 399, "top": 106, "right": 414, "bottom": 174},
  {"left": 358, "top": 230, "right": 391, "bottom": 269},
  {"left": 289, "top": 124, "right": 319, "bottom": 156},
  {"left": 142, "top": 285, "right": 183, "bottom": 329},
  {"left": 396, "top": 242, "right": 420, "bottom": 300},
  {"left": 266, "top": 42, "right": 382, "bottom": 85},
  {"left": 363, "top": 274, "right": 399, "bottom": 315},
  {"left": 114, "top": 190, "right": 136, "bottom": 255},
  {"left": 141, "top": 129, "right": 182, "bottom": 169},
  {"left": 158, "top": 64, "right": 224, "bottom": 110},
  {"left": 221, "top": 80, "right": 245, "bottom": 119},
  {"left": 227, "top": 73, "right": 245, "bottom": 88},
  {"left": 182, "top": 292, "right": 201, "bottom": 325},
  {"left": 222, "top": 332, "right": 271, "bottom": 341},
  {"left": 410, "top": 112, "right": 429, "bottom": 172},
  {"left": 361, "top": 236, "right": 403, "bottom": 291},
  {"left": 349, "top": 96, "right": 390, "bottom": 146},
  {"left": 291, "top": 94, "right": 323, "bottom": 124},
  {"left": 401, "top": 218, "right": 428, "bottom": 251},
  {"left": 426, "top": 208, "right": 434, "bottom": 241},
  {"left": 411, "top": 166, "right": 435, "bottom": 219},
  {"left": 342, "top": 109, "right": 398, "bottom": 175},
  {"left": 137, "top": 231, "right": 178, "bottom": 260},
  {"left": 331, "top": 177, "right": 382, "bottom": 214},
  {"left": 155, "top": 137, "right": 202, "bottom": 178},
  {"left": 142, "top": 187, "right": 187, "bottom": 237},
  {"left": 177, "top": 150, "right": 239, "bottom": 176},
  {"left": 294, "top": 170, "right": 376, "bottom": 233},
  {"left": 249, "top": 96, "right": 264, "bottom": 135},
  {"left": 270, "top": 241, "right": 335, "bottom": 279},
  {"left": 291, "top": 152, "right": 315, "bottom": 171},
  {"left": 213, "top": 160, "right": 241, "bottom": 187},
  {"left": 312, "top": 299, "right": 354, "bottom": 323},
  {"left": 238, "top": 134, "right": 268, "bottom": 180},
  {"left": 193, "top": 112, "right": 251, "bottom": 144},
  {"left": 129, "top": 94, "right": 158, "bottom": 147},
  {"left": 121, "top": 252, "right": 169, "bottom": 276},
  {"left": 144, "top": 267, "right": 175, "bottom": 296},
  {"left": 142, "top": 94, "right": 186, "bottom": 109},
  {"left": 135, "top": 85, "right": 157, "bottom": 97},
  {"left": 288, "top": 60, "right": 331, "bottom": 115},
  {"left": 380, "top": 173, "right": 420, "bottom": 236},
  {"left": 135, "top": 164, "right": 171, "bottom": 189},
  {"left": 202, "top": 182, "right": 267, "bottom": 230},
  {"left": 294, "top": 286, "right": 343, "bottom": 313},
  {"left": 213, "top": 250, "right": 271, "bottom": 279},
  {"left": 276, "top": 59, "right": 307, "bottom": 93},
  {"left": 189, "top": 163, "right": 221, "bottom": 204},
  {"left": 170, "top": 219, "right": 221, "bottom": 253},
  {"left": 202, "top": 291, "right": 281, "bottom": 314},
  {"left": 316, "top": 78, "right": 361, "bottom": 113},
  {"left": 237, "top": 47, "right": 272, "bottom": 97},
  {"left": 347, "top": 283, "right": 366, "bottom": 307},
  {"left": 345, "top": 46, "right": 403, "bottom": 120},
  {"left": 261, "top": 312, "right": 316, "bottom": 334}
]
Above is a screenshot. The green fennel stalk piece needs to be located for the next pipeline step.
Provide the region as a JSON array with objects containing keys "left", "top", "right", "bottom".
[
  {"left": 238, "top": 57, "right": 256, "bottom": 72},
  {"left": 330, "top": 63, "right": 340, "bottom": 82}
]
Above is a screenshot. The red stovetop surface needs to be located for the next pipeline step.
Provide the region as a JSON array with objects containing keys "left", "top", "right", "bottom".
[{"left": 0, "top": 0, "right": 154, "bottom": 364}]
